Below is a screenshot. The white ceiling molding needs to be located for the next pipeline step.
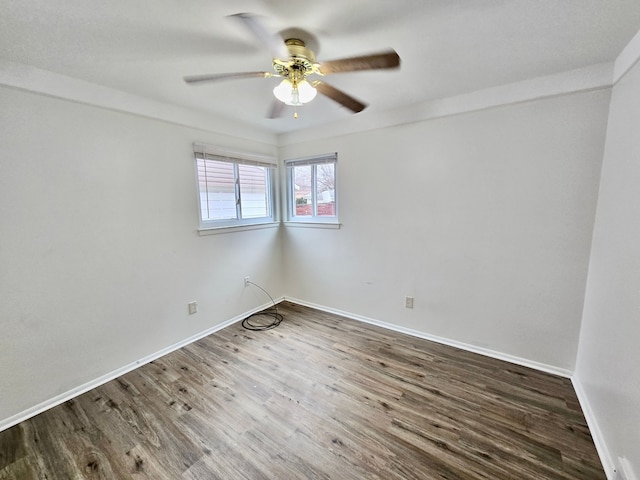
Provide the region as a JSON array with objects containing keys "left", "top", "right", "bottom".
[
  {"left": 0, "top": 58, "right": 616, "bottom": 149},
  {"left": 0, "top": 59, "right": 277, "bottom": 147},
  {"left": 3, "top": 1, "right": 639, "bottom": 134},
  {"left": 613, "top": 28, "right": 640, "bottom": 84},
  {"left": 277, "top": 62, "right": 614, "bottom": 146}
]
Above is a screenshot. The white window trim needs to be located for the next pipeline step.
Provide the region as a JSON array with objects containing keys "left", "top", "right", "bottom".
[
  {"left": 285, "top": 152, "right": 339, "bottom": 225},
  {"left": 193, "top": 143, "right": 278, "bottom": 232},
  {"left": 198, "top": 222, "right": 280, "bottom": 236},
  {"left": 283, "top": 221, "right": 341, "bottom": 229}
]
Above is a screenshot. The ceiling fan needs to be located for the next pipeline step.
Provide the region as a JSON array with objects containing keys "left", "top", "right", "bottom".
[{"left": 183, "top": 13, "right": 401, "bottom": 118}]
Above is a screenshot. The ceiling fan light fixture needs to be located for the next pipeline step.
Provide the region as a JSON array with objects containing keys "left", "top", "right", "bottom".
[
  {"left": 184, "top": 15, "right": 401, "bottom": 118},
  {"left": 273, "top": 78, "right": 317, "bottom": 106},
  {"left": 296, "top": 79, "right": 317, "bottom": 103}
]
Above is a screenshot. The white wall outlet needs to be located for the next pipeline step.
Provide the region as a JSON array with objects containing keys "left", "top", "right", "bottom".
[
  {"left": 244, "top": 276, "right": 250, "bottom": 287},
  {"left": 405, "top": 296, "right": 414, "bottom": 309},
  {"left": 188, "top": 301, "right": 198, "bottom": 315}
]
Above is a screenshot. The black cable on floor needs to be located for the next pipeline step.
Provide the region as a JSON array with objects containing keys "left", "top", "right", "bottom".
[{"left": 241, "top": 281, "right": 283, "bottom": 331}]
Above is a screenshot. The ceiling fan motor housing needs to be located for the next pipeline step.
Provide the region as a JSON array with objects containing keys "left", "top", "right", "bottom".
[{"left": 273, "top": 38, "right": 317, "bottom": 82}]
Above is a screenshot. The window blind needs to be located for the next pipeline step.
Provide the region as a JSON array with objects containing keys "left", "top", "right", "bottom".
[
  {"left": 284, "top": 152, "right": 337, "bottom": 166},
  {"left": 193, "top": 143, "right": 277, "bottom": 168}
]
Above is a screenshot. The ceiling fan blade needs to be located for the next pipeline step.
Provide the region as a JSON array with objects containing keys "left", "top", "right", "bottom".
[
  {"left": 266, "top": 99, "right": 285, "bottom": 119},
  {"left": 230, "top": 13, "right": 289, "bottom": 60},
  {"left": 184, "top": 71, "right": 273, "bottom": 84},
  {"left": 317, "top": 50, "right": 400, "bottom": 75},
  {"left": 314, "top": 82, "right": 367, "bottom": 113}
]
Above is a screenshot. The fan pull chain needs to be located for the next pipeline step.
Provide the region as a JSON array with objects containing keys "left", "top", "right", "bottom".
[{"left": 294, "top": 107, "right": 298, "bottom": 119}]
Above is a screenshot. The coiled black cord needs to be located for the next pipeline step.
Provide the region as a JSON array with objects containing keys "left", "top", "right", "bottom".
[{"left": 241, "top": 281, "right": 283, "bottom": 331}]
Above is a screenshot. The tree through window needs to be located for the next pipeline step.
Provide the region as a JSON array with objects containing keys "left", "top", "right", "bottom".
[{"left": 286, "top": 153, "right": 338, "bottom": 222}]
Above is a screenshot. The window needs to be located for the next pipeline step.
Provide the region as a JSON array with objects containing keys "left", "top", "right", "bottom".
[
  {"left": 193, "top": 144, "right": 277, "bottom": 229},
  {"left": 286, "top": 153, "right": 338, "bottom": 223}
]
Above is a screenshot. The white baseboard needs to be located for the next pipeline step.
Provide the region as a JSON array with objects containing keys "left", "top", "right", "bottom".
[
  {"left": 572, "top": 378, "right": 638, "bottom": 480},
  {"left": 284, "top": 297, "right": 573, "bottom": 378},
  {"left": 285, "top": 298, "right": 627, "bottom": 474},
  {"left": 0, "top": 298, "right": 284, "bottom": 433},
  {"left": 4, "top": 295, "right": 621, "bottom": 480},
  {"left": 571, "top": 377, "right": 615, "bottom": 479}
]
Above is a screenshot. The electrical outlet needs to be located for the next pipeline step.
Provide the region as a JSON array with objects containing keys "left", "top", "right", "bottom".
[
  {"left": 405, "top": 296, "right": 414, "bottom": 309},
  {"left": 188, "top": 302, "right": 197, "bottom": 315},
  {"left": 244, "top": 276, "right": 250, "bottom": 287}
]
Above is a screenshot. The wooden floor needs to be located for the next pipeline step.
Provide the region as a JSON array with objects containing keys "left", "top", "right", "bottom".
[{"left": 0, "top": 302, "right": 605, "bottom": 479}]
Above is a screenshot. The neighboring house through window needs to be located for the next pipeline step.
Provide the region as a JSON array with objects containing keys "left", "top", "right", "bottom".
[
  {"left": 285, "top": 153, "right": 338, "bottom": 223},
  {"left": 193, "top": 143, "right": 277, "bottom": 229}
]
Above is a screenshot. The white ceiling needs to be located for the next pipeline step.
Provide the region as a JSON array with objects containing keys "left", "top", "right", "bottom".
[{"left": 2, "top": 0, "right": 640, "bottom": 134}]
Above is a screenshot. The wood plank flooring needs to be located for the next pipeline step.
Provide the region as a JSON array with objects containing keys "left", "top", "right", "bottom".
[{"left": 0, "top": 302, "right": 605, "bottom": 479}]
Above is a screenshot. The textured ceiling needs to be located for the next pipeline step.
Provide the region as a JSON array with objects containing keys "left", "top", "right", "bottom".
[{"left": 2, "top": 0, "right": 640, "bottom": 134}]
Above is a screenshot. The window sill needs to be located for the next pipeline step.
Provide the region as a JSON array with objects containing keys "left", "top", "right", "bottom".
[
  {"left": 283, "top": 221, "right": 341, "bottom": 230},
  {"left": 198, "top": 222, "right": 280, "bottom": 236}
]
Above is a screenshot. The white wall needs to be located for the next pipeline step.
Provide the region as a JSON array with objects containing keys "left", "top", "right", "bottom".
[
  {"left": 575, "top": 58, "right": 640, "bottom": 478},
  {"left": 0, "top": 86, "right": 283, "bottom": 425},
  {"left": 280, "top": 89, "right": 610, "bottom": 372},
  {"left": 1, "top": 63, "right": 632, "bottom": 478}
]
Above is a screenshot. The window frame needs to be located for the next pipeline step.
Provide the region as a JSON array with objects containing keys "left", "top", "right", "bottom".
[
  {"left": 285, "top": 153, "right": 339, "bottom": 225},
  {"left": 193, "top": 143, "right": 278, "bottom": 231}
]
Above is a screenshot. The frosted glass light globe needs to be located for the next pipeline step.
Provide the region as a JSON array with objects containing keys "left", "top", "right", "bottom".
[{"left": 273, "top": 79, "right": 317, "bottom": 105}]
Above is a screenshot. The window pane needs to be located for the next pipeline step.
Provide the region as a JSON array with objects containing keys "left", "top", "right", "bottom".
[
  {"left": 316, "top": 163, "right": 335, "bottom": 217},
  {"left": 238, "top": 164, "right": 268, "bottom": 219},
  {"left": 198, "top": 159, "right": 236, "bottom": 221},
  {"left": 293, "top": 165, "right": 312, "bottom": 217}
]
